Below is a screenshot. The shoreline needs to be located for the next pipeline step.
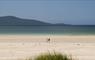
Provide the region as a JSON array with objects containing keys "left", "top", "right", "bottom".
[
  {"left": 0, "top": 34, "right": 95, "bottom": 42},
  {"left": 0, "top": 33, "right": 95, "bottom": 36}
]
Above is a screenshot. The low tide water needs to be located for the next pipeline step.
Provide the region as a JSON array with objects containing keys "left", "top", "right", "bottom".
[{"left": 0, "top": 26, "right": 95, "bottom": 35}]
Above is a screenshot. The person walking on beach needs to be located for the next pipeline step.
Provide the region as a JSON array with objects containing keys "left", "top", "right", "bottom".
[{"left": 47, "top": 38, "right": 50, "bottom": 42}]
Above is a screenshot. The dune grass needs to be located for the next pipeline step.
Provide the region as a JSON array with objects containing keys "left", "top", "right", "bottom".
[{"left": 25, "top": 52, "right": 73, "bottom": 60}]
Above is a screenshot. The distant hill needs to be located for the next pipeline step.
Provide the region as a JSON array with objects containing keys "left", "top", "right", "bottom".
[
  {"left": 1, "top": 16, "right": 95, "bottom": 26},
  {"left": 0, "top": 16, "right": 52, "bottom": 26}
]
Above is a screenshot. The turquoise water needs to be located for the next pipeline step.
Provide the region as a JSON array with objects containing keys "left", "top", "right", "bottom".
[{"left": 0, "top": 26, "right": 95, "bottom": 35}]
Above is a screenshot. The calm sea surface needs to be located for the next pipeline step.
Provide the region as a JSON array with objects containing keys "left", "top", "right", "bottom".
[{"left": 0, "top": 26, "right": 95, "bottom": 35}]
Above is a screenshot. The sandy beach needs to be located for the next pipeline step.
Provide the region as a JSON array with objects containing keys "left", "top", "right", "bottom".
[{"left": 0, "top": 35, "right": 95, "bottom": 60}]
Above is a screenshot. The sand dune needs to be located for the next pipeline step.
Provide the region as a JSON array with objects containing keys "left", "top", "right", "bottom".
[{"left": 0, "top": 35, "right": 95, "bottom": 60}]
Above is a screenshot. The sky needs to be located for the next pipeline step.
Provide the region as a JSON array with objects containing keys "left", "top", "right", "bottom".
[{"left": 0, "top": 0, "right": 95, "bottom": 25}]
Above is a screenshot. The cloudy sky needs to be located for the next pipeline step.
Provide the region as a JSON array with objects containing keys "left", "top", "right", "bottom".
[{"left": 0, "top": 0, "right": 95, "bottom": 25}]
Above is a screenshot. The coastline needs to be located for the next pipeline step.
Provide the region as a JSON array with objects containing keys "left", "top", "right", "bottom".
[{"left": 0, "top": 34, "right": 95, "bottom": 42}]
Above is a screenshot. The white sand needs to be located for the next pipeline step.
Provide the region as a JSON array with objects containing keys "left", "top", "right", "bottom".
[{"left": 0, "top": 35, "right": 95, "bottom": 60}]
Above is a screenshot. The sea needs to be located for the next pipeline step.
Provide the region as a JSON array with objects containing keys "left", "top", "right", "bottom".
[{"left": 0, "top": 25, "right": 95, "bottom": 35}]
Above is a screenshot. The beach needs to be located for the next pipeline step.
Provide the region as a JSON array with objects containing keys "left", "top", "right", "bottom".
[{"left": 0, "top": 35, "right": 95, "bottom": 60}]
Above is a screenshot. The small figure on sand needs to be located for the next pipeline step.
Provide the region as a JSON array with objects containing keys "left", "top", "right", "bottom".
[{"left": 47, "top": 38, "right": 50, "bottom": 42}]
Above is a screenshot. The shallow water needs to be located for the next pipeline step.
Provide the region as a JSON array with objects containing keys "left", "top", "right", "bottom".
[{"left": 0, "top": 26, "right": 95, "bottom": 35}]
